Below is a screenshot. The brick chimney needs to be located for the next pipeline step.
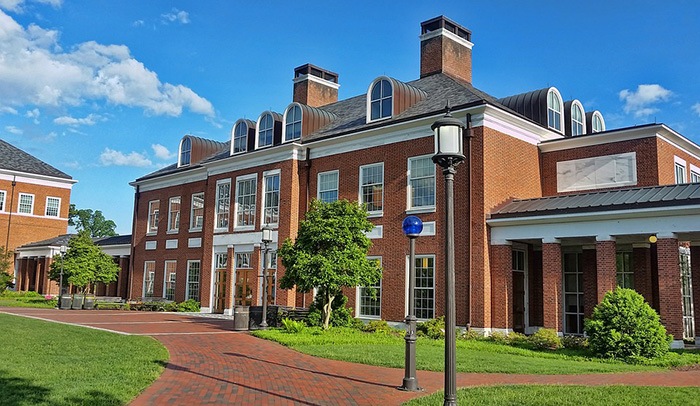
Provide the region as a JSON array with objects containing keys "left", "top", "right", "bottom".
[
  {"left": 420, "top": 16, "right": 473, "bottom": 84},
  {"left": 292, "top": 64, "right": 340, "bottom": 107}
]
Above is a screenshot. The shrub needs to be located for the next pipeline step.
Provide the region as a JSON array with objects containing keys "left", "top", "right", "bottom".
[
  {"left": 360, "top": 320, "right": 400, "bottom": 336},
  {"left": 459, "top": 329, "right": 482, "bottom": 340},
  {"left": 176, "top": 299, "right": 200, "bottom": 312},
  {"left": 585, "top": 287, "right": 672, "bottom": 359},
  {"left": 506, "top": 332, "right": 528, "bottom": 345},
  {"left": 528, "top": 328, "right": 561, "bottom": 350},
  {"left": 561, "top": 335, "right": 588, "bottom": 350},
  {"left": 489, "top": 331, "right": 508, "bottom": 344},
  {"left": 307, "top": 293, "right": 357, "bottom": 328},
  {"left": 417, "top": 317, "right": 445, "bottom": 339},
  {"left": 281, "top": 318, "right": 306, "bottom": 333}
]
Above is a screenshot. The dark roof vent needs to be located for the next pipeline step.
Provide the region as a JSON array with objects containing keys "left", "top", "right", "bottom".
[
  {"left": 294, "top": 64, "right": 338, "bottom": 84},
  {"left": 421, "top": 16, "right": 471, "bottom": 42}
]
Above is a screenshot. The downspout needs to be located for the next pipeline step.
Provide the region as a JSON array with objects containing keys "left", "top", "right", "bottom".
[
  {"left": 5, "top": 176, "right": 16, "bottom": 249},
  {"left": 128, "top": 185, "right": 139, "bottom": 300},
  {"left": 465, "top": 114, "right": 473, "bottom": 331},
  {"left": 302, "top": 147, "right": 312, "bottom": 308}
]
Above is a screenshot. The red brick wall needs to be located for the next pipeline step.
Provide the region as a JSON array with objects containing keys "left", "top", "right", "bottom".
[
  {"left": 656, "top": 138, "right": 700, "bottom": 184},
  {"left": 529, "top": 248, "right": 543, "bottom": 327},
  {"left": 490, "top": 244, "right": 512, "bottom": 329},
  {"left": 420, "top": 35, "right": 472, "bottom": 84},
  {"left": 656, "top": 238, "right": 683, "bottom": 340},
  {"left": 293, "top": 80, "right": 338, "bottom": 108},
  {"left": 633, "top": 246, "right": 653, "bottom": 305},
  {"left": 541, "top": 242, "right": 561, "bottom": 331},
  {"left": 595, "top": 240, "right": 617, "bottom": 302},
  {"left": 581, "top": 248, "right": 597, "bottom": 319}
]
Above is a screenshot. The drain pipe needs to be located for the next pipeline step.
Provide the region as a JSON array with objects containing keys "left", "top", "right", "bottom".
[
  {"left": 5, "top": 176, "right": 16, "bottom": 249},
  {"left": 465, "top": 114, "right": 473, "bottom": 331},
  {"left": 302, "top": 147, "right": 312, "bottom": 308},
  {"left": 128, "top": 185, "right": 139, "bottom": 300}
]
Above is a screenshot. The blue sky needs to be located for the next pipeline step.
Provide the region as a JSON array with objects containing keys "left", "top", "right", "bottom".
[{"left": 1, "top": 1, "right": 699, "bottom": 234}]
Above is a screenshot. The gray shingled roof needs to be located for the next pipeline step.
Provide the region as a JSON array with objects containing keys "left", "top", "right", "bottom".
[
  {"left": 16, "top": 233, "right": 132, "bottom": 249},
  {"left": 94, "top": 234, "right": 132, "bottom": 246},
  {"left": 0, "top": 139, "right": 72, "bottom": 179},
  {"left": 490, "top": 183, "right": 700, "bottom": 219}
]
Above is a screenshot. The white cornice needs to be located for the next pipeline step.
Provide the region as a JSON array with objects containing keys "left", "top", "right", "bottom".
[
  {"left": 131, "top": 167, "right": 207, "bottom": 192},
  {"left": 206, "top": 143, "right": 304, "bottom": 176},
  {"left": 293, "top": 74, "right": 340, "bottom": 90},
  {"left": 0, "top": 170, "right": 77, "bottom": 189},
  {"left": 479, "top": 105, "right": 564, "bottom": 145},
  {"left": 420, "top": 28, "right": 474, "bottom": 50}
]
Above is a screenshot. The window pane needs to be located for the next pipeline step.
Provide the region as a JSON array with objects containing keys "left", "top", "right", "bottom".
[
  {"left": 190, "top": 193, "right": 204, "bottom": 229},
  {"left": 236, "top": 178, "right": 256, "bottom": 227}
]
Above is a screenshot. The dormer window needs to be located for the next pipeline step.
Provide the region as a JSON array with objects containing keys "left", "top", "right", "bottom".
[
  {"left": 592, "top": 112, "right": 605, "bottom": 133},
  {"left": 571, "top": 102, "right": 585, "bottom": 136},
  {"left": 369, "top": 79, "right": 393, "bottom": 121},
  {"left": 179, "top": 137, "right": 191, "bottom": 167},
  {"left": 547, "top": 89, "right": 563, "bottom": 132},
  {"left": 257, "top": 113, "right": 274, "bottom": 148},
  {"left": 232, "top": 121, "right": 248, "bottom": 154},
  {"left": 284, "top": 104, "right": 302, "bottom": 142}
]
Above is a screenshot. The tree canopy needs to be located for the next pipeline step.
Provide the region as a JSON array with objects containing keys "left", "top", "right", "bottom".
[
  {"left": 68, "top": 204, "right": 118, "bottom": 238},
  {"left": 0, "top": 246, "right": 13, "bottom": 294},
  {"left": 49, "top": 231, "right": 120, "bottom": 295},
  {"left": 279, "top": 199, "right": 382, "bottom": 329}
]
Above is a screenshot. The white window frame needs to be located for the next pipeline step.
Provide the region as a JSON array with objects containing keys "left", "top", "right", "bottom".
[
  {"left": 407, "top": 155, "right": 436, "bottom": 213},
  {"left": 235, "top": 252, "right": 251, "bottom": 269},
  {"left": 317, "top": 170, "right": 339, "bottom": 203},
  {"left": 186, "top": 260, "right": 201, "bottom": 301},
  {"left": 256, "top": 112, "right": 274, "bottom": 149},
  {"left": 405, "top": 254, "right": 435, "bottom": 320},
  {"left": 231, "top": 121, "right": 248, "bottom": 155},
  {"left": 147, "top": 200, "right": 159, "bottom": 234},
  {"left": 18, "top": 193, "right": 34, "bottom": 215},
  {"left": 143, "top": 261, "right": 156, "bottom": 297},
  {"left": 356, "top": 256, "right": 382, "bottom": 318},
  {"left": 234, "top": 174, "right": 257, "bottom": 230},
  {"left": 571, "top": 101, "right": 585, "bottom": 136},
  {"left": 262, "top": 169, "right": 281, "bottom": 227},
  {"left": 163, "top": 261, "right": 177, "bottom": 300},
  {"left": 190, "top": 192, "right": 204, "bottom": 231},
  {"left": 616, "top": 251, "right": 634, "bottom": 289},
  {"left": 0, "top": 190, "right": 5, "bottom": 212},
  {"left": 359, "top": 163, "right": 384, "bottom": 216},
  {"left": 283, "top": 103, "right": 302, "bottom": 142},
  {"left": 367, "top": 77, "right": 393, "bottom": 122},
  {"left": 215, "top": 179, "right": 231, "bottom": 232},
  {"left": 547, "top": 88, "right": 563, "bottom": 133},
  {"left": 691, "top": 163, "right": 700, "bottom": 183},
  {"left": 179, "top": 137, "right": 191, "bottom": 167},
  {"left": 675, "top": 156, "right": 687, "bottom": 184},
  {"left": 591, "top": 111, "right": 605, "bottom": 133},
  {"left": 45, "top": 196, "right": 60, "bottom": 217},
  {"left": 168, "top": 196, "right": 181, "bottom": 233}
]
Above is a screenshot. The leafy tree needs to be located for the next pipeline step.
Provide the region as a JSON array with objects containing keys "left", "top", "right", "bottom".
[
  {"left": 279, "top": 199, "right": 382, "bottom": 329},
  {"left": 0, "top": 246, "right": 14, "bottom": 294},
  {"left": 68, "top": 204, "right": 118, "bottom": 237},
  {"left": 49, "top": 231, "right": 120, "bottom": 295}
]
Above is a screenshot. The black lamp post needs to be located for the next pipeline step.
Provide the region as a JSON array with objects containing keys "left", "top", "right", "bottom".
[
  {"left": 400, "top": 215, "right": 423, "bottom": 391},
  {"left": 260, "top": 225, "right": 273, "bottom": 328},
  {"left": 59, "top": 245, "right": 67, "bottom": 297},
  {"left": 431, "top": 104, "right": 465, "bottom": 406}
]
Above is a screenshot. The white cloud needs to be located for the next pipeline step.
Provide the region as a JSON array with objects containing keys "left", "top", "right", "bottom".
[
  {"left": 619, "top": 84, "right": 673, "bottom": 118},
  {"left": 5, "top": 125, "right": 22, "bottom": 134},
  {"left": 1, "top": 106, "right": 18, "bottom": 115},
  {"left": 63, "top": 160, "right": 80, "bottom": 169},
  {"left": 161, "top": 8, "right": 189, "bottom": 24},
  {"left": 132, "top": 19, "right": 144, "bottom": 27},
  {"left": 151, "top": 143, "right": 175, "bottom": 160},
  {"left": 99, "top": 148, "right": 152, "bottom": 167},
  {"left": 53, "top": 113, "right": 101, "bottom": 126},
  {"left": 25, "top": 107, "right": 39, "bottom": 123},
  {"left": 0, "top": 0, "right": 62, "bottom": 13},
  {"left": 0, "top": 10, "right": 213, "bottom": 117},
  {"left": 692, "top": 103, "right": 700, "bottom": 116}
]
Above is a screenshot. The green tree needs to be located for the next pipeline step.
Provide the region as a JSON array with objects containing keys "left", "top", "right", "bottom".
[
  {"left": 68, "top": 204, "right": 118, "bottom": 237},
  {"left": 279, "top": 199, "right": 382, "bottom": 329},
  {"left": 49, "top": 231, "right": 120, "bottom": 295},
  {"left": 0, "top": 246, "right": 14, "bottom": 294}
]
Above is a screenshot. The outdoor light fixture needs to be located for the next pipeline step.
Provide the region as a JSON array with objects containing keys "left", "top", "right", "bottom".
[
  {"left": 400, "top": 215, "right": 423, "bottom": 392},
  {"left": 432, "top": 103, "right": 466, "bottom": 406},
  {"left": 260, "top": 225, "right": 273, "bottom": 328}
]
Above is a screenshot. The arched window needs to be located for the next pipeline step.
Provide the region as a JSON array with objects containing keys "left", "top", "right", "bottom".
[
  {"left": 179, "top": 137, "right": 191, "bottom": 167},
  {"left": 547, "top": 89, "right": 562, "bottom": 132},
  {"left": 285, "top": 105, "right": 302, "bottom": 142},
  {"left": 258, "top": 113, "right": 274, "bottom": 148},
  {"left": 571, "top": 103, "right": 584, "bottom": 136},
  {"left": 232, "top": 122, "right": 248, "bottom": 154},
  {"left": 592, "top": 112, "right": 605, "bottom": 133},
  {"left": 370, "top": 79, "right": 392, "bottom": 121}
]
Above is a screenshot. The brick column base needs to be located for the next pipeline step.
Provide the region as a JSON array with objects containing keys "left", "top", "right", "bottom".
[
  {"left": 542, "top": 242, "right": 561, "bottom": 332},
  {"left": 490, "top": 244, "right": 512, "bottom": 330},
  {"left": 656, "top": 237, "right": 684, "bottom": 343}
]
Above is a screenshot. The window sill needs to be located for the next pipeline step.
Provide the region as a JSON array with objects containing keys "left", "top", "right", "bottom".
[
  {"left": 166, "top": 230, "right": 179, "bottom": 235},
  {"left": 146, "top": 232, "right": 157, "bottom": 236},
  {"left": 214, "top": 228, "right": 229, "bottom": 234},
  {"left": 405, "top": 207, "right": 435, "bottom": 215},
  {"left": 367, "top": 212, "right": 383, "bottom": 218},
  {"left": 234, "top": 225, "right": 255, "bottom": 232},
  {"left": 189, "top": 228, "right": 202, "bottom": 233}
]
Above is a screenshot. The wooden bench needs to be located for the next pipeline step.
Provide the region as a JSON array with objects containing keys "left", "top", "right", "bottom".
[{"left": 94, "top": 296, "right": 127, "bottom": 310}]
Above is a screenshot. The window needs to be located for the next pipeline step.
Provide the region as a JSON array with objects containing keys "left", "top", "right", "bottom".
[
  {"left": 257, "top": 113, "right": 274, "bottom": 148},
  {"left": 563, "top": 252, "right": 584, "bottom": 335},
  {"left": 591, "top": 112, "right": 605, "bottom": 133},
  {"left": 180, "top": 137, "right": 191, "bottom": 167},
  {"left": 692, "top": 171, "right": 700, "bottom": 183},
  {"left": 358, "top": 257, "right": 382, "bottom": 318},
  {"left": 18, "top": 193, "right": 33, "bottom": 214},
  {"left": 370, "top": 79, "right": 392, "bottom": 121},
  {"left": 263, "top": 171, "right": 280, "bottom": 225},
  {"left": 675, "top": 162, "right": 687, "bottom": 184},
  {"left": 144, "top": 262, "right": 155, "bottom": 297},
  {"left": 268, "top": 251, "right": 277, "bottom": 269},
  {"left": 215, "top": 180, "right": 231, "bottom": 230},
  {"left": 616, "top": 251, "right": 634, "bottom": 289},
  {"left": 235, "top": 175, "right": 257, "bottom": 228},
  {"left": 168, "top": 197, "right": 181, "bottom": 232},
  {"left": 284, "top": 104, "right": 302, "bottom": 141},
  {"left": 215, "top": 253, "right": 228, "bottom": 269},
  {"left": 190, "top": 193, "right": 204, "bottom": 230},
  {"left": 414, "top": 255, "right": 435, "bottom": 320},
  {"left": 571, "top": 103, "right": 584, "bottom": 136},
  {"left": 147, "top": 200, "right": 159, "bottom": 234},
  {"left": 186, "top": 260, "right": 201, "bottom": 301},
  {"left": 164, "top": 261, "right": 176, "bottom": 300},
  {"left": 235, "top": 253, "right": 251, "bottom": 269},
  {"left": 408, "top": 156, "right": 435, "bottom": 210},
  {"left": 232, "top": 121, "right": 248, "bottom": 154},
  {"left": 0, "top": 191, "right": 5, "bottom": 211},
  {"left": 360, "top": 163, "right": 383, "bottom": 215},
  {"left": 318, "top": 171, "right": 339, "bottom": 203},
  {"left": 45, "top": 197, "right": 60, "bottom": 217},
  {"left": 547, "top": 89, "right": 562, "bottom": 132}
]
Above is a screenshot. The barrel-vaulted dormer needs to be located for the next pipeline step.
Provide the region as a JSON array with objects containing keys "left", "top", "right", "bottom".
[
  {"left": 178, "top": 135, "right": 227, "bottom": 168},
  {"left": 564, "top": 99, "right": 586, "bottom": 137},
  {"left": 282, "top": 102, "right": 337, "bottom": 143},
  {"left": 230, "top": 119, "right": 256, "bottom": 155},
  {"left": 498, "top": 87, "right": 564, "bottom": 134},
  {"left": 366, "top": 76, "right": 427, "bottom": 123},
  {"left": 586, "top": 110, "right": 606, "bottom": 134},
  {"left": 255, "top": 111, "right": 283, "bottom": 149}
]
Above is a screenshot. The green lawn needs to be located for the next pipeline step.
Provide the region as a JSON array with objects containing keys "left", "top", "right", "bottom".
[
  {"left": 404, "top": 385, "right": 700, "bottom": 405},
  {"left": 252, "top": 327, "right": 700, "bottom": 374},
  {"left": 0, "top": 312, "right": 168, "bottom": 405}
]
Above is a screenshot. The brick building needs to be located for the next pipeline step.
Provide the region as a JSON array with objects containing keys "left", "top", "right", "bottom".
[
  {"left": 130, "top": 16, "right": 700, "bottom": 347},
  {"left": 0, "top": 139, "right": 76, "bottom": 292}
]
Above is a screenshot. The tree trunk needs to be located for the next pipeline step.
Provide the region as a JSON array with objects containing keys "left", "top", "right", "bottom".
[{"left": 323, "top": 291, "right": 335, "bottom": 330}]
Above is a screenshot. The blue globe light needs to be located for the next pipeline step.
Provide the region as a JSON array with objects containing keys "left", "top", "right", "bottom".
[{"left": 402, "top": 216, "right": 423, "bottom": 237}]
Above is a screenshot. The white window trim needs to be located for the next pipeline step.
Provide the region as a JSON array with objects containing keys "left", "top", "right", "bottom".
[
  {"left": 214, "top": 179, "right": 231, "bottom": 233},
  {"left": 167, "top": 196, "right": 181, "bottom": 233},
  {"left": 231, "top": 120, "right": 249, "bottom": 155},
  {"left": 690, "top": 163, "right": 700, "bottom": 183},
  {"left": 234, "top": 173, "right": 257, "bottom": 231},
  {"left": 143, "top": 261, "right": 156, "bottom": 297},
  {"left": 406, "top": 154, "right": 436, "bottom": 213},
  {"left": 359, "top": 163, "right": 384, "bottom": 217},
  {"left": 675, "top": 156, "right": 687, "bottom": 184},
  {"left": 189, "top": 192, "right": 204, "bottom": 232},
  {"left": 185, "top": 260, "right": 201, "bottom": 302},
  {"left": 163, "top": 260, "right": 177, "bottom": 300},
  {"left": 0, "top": 190, "right": 6, "bottom": 212},
  {"left": 570, "top": 100, "right": 586, "bottom": 136},
  {"left": 255, "top": 112, "right": 275, "bottom": 150},
  {"left": 147, "top": 200, "right": 159, "bottom": 235},
  {"left": 282, "top": 103, "right": 302, "bottom": 143},
  {"left": 317, "top": 170, "right": 339, "bottom": 203},
  {"left": 45, "top": 196, "right": 61, "bottom": 217},
  {"left": 178, "top": 137, "right": 191, "bottom": 168},
  {"left": 366, "top": 77, "right": 393, "bottom": 123},
  {"left": 591, "top": 111, "right": 606, "bottom": 133},
  {"left": 547, "top": 87, "right": 564, "bottom": 133},
  {"left": 261, "top": 169, "right": 281, "bottom": 228},
  {"left": 356, "top": 256, "right": 382, "bottom": 319},
  {"left": 405, "top": 254, "right": 436, "bottom": 321},
  {"left": 17, "top": 193, "right": 34, "bottom": 215}
]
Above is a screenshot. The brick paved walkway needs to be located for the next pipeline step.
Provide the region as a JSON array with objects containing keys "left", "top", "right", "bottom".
[{"left": 3, "top": 308, "right": 699, "bottom": 405}]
